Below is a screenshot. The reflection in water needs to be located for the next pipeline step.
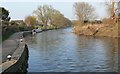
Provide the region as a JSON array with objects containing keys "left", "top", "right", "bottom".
[{"left": 25, "top": 28, "right": 118, "bottom": 72}]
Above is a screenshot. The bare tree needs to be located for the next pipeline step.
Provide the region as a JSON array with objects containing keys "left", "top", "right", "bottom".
[
  {"left": 104, "top": 0, "right": 120, "bottom": 22},
  {"left": 33, "top": 5, "right": 53, "bottom": 27},
  {"left": 118, "top": 1, "right": 120, "bottom": 19},
  {"left": 74, "top": 2, "right": 97, "bottom": 23},
  {"left": 33, "top": 5, "right": 72, "bottom": 28},
  {"left": 104, "top": 0, "right": 114, "bottom": 17}
]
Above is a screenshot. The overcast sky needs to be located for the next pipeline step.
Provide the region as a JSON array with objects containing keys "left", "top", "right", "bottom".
[{"left": 1, "top": 0, "right": 119, "bottom": 20}]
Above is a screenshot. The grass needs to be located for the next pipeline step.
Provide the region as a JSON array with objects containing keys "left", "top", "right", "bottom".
[
  {"left": 73, "top": 20, "right": 119, "bottom": 38},
  {"left": 0, "top": 36, "right": 2, "bottom": 43},
  {"left": 2, "top": 32, "right": 14, "bottom": 41},
  {"left": 95, "top": 24, "right": 118, "bottom": 37}
]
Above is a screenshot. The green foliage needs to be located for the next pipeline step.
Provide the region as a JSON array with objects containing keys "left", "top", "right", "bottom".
[
  {"left": 2, "top": 31, "right": 13, "bottom": 41},
  {"left": 1, "top": 20, "right": 10, "bottom": 26},
  {"left": 41, "top": 26, "right": 46, "bottom": 30},
  {"left": 1, "top": 8, "right": 36, "bottom": 41},
  {"left": 0, "top": 7, "right": 11, "bottom": 21}
]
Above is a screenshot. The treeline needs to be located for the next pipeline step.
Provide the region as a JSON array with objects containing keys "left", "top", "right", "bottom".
[
  {"left": 1, "top": 7, "right": 35, "bottom": 41},
  {"left": 24, "top": 5, "right": 72, "bottom": 30},
  {"left": 1, "top": 7, "right": 15, "bottom": 41},
  {"left": 1, "top": 5, "right": 72, "bottom": 41},
  {"left": 73, "top": 1, "right": 120, "bottom": 25}
]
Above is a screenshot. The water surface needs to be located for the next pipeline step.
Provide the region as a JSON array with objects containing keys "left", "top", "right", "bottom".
[{"left": 25, "top": 28, "right": 118, "bottom": 72}]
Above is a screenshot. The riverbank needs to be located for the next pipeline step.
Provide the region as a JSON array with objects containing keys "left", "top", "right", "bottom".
[
  {"left": 0, "top": 31, "right": 31, "bottom": 73},
  {"left": 1, "top": 26, "right": 70, "bottom": 63},
  {"left": 73, "top": 23, "right": 120, "bottom": 38},
  {"left": 1, "top": 31, "right": 31, "bottom": 63}
]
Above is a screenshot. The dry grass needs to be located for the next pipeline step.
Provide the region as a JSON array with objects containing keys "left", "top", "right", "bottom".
[
  {"left": 95, "top": 23, "right": 118, "bottom": 37},
  {"left": 73, "top": 20, "right": 119, "bottom": 38}
]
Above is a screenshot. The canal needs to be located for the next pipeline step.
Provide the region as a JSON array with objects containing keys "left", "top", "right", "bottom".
[{"left": 25, "top": 28, "right": 118, "bottom": 72}]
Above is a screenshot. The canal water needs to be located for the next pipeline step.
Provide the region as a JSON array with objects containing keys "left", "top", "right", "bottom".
[{"left": 25, "top": 28, "right": 118, "bottom": 72}]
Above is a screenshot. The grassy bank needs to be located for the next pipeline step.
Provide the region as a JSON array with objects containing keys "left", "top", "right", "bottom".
[
  {"left": 2, "top": 25, "right": 71, "bottom": 42},
  {"left": 95, "top": 23, "right": 118, "bottom": 38},
  {"left": 73, "top": 20, "right": 119, "bottom": 38},
  {"left": 2, "top": 32, "right": 14, "bottom": 41},
  {"left": 0, "top": 36, "right": 2, "bottom": 43}
]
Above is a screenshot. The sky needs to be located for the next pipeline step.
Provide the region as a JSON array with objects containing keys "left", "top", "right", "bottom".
[{"left": 1, "top": 0, "right": 119, "bottom": 20}]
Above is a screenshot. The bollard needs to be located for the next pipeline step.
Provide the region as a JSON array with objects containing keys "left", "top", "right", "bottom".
[{"left": 7, "top": 55, "right": 11, "bottom": 61}]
